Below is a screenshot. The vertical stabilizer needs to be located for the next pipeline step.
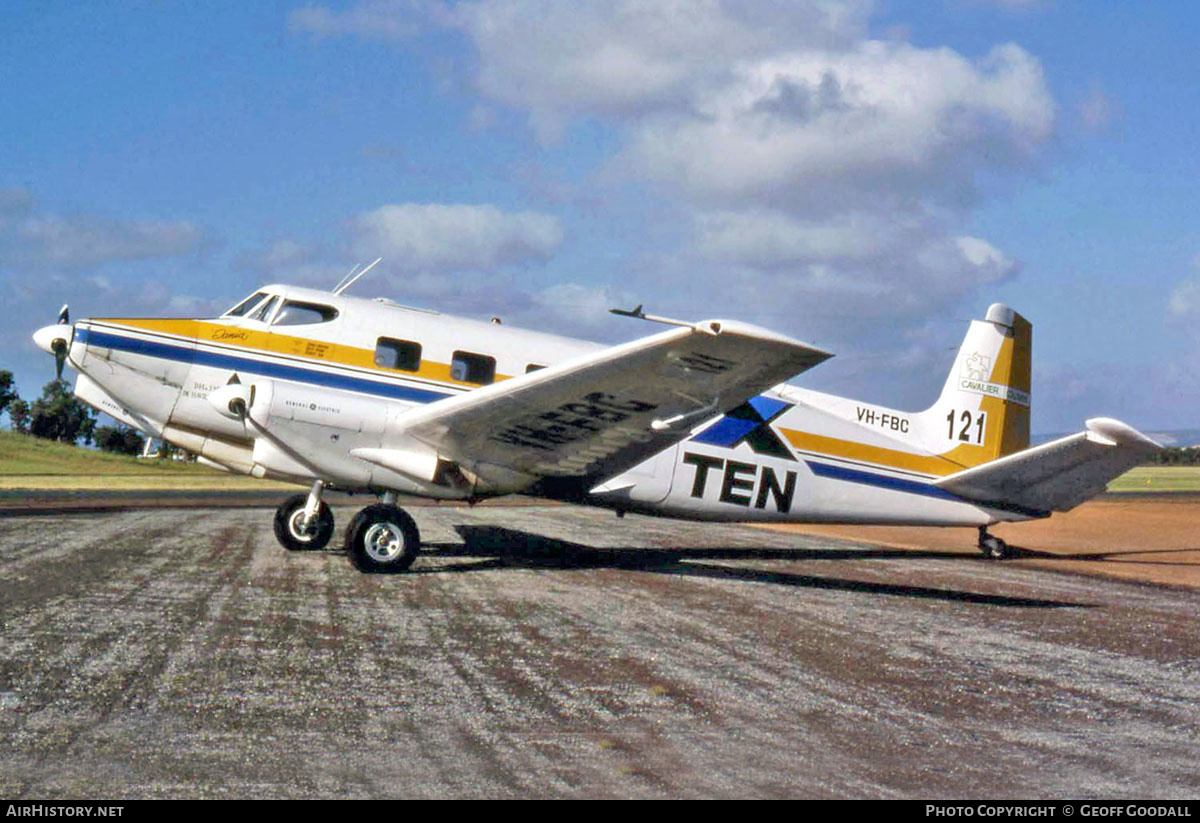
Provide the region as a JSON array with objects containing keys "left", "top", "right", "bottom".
[{"left": 916, "top": 304, "right": 1031, "bottom": 468}]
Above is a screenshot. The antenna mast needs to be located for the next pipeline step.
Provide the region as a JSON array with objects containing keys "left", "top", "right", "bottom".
[{"left": 332, "top": 257, "right": 383, "bottom": 296}]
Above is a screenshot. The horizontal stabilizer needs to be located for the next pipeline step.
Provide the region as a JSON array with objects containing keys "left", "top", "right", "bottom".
[{"left": 935, "top": 418, "right": 1161, "bottom": 513}]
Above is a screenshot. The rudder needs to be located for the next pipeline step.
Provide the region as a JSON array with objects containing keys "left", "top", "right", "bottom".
[{"left": 917, "top": 304, "right": 1031, "bottom": 469}]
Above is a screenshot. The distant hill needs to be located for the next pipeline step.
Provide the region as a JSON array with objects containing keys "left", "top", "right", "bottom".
[{"left": 1032, "top": 428, "right": 1200, "bottom": 448}]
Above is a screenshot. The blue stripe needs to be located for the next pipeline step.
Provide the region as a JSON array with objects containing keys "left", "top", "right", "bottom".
[
  {"left": 804, "top": 460, "right": 963, "bottom": 502},
  {"left": 804, "top": 459, "right": 1050, "bottom": 517},
  {"left": 78, "top": 327, "right": 452, "bottom": 405}
]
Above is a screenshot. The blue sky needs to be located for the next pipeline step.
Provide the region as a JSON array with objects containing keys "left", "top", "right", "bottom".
[{"left": 3, "top": 0, "right": 1198, "bottom": 435}]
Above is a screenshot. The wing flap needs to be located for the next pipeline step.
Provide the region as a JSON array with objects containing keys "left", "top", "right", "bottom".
[
  {"left": 391, "top": 320, "right": 832, "bottom": 490},
  {"left": 936, "top": 417, "right": 1161, "bottom": 512}
]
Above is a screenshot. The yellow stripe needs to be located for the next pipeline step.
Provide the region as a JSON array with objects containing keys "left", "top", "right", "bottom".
[
  {"left": 96, "top": 317, "right": 513, "bottom": 387},
  {"left": 779, "top": 428, "right": 990, "bottom": 477}
]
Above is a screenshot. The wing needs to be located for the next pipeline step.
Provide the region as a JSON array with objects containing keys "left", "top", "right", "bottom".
[
  {"left": 370, "top": 319, "right": 831, "bottom": 493},
  {"left": 936, "top": 417, "right": 1161, "bottom": 513}
]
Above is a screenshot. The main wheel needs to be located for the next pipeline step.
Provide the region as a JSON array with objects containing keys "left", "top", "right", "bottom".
[
  {"left": 273, "top": 493, "right": 334, "bottom": 551},
  {"left": 345, "top": 504, "right": 421, "bottom": 573}
]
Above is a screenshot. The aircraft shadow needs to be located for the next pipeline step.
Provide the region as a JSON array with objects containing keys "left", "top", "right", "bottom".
[
  {"left": 414, "top": 525, "right": 1089, "bottom": 609},
  {"left": 1004, "top": 544, "right": 1200, "bottom": 567}
]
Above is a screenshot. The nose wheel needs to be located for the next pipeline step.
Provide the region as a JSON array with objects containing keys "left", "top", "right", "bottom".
[
  {"left": 274, "top": 491, "right": 334, "bottom": 551},
  {"left": 345, "top": 503, "right": 421, "bottom": 573}
]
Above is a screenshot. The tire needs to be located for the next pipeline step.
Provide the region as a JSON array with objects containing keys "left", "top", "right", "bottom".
[
  {"left": 980, "top": 535, "right": 1010, "bottom": 560},
  {"left": 273, "top": 493, "right": 335, "bottom": 551},
  {"left": 345, "top": 504, "right": 421, "bottom": 573}
]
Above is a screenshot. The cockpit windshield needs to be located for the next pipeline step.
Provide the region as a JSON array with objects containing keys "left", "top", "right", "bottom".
[{"left": 223, "top": 291, "right": 269, "bottom": 318}]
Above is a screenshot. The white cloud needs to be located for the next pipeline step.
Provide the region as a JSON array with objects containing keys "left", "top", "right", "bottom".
[
  {"left": 697, "top": 210, "right": 919, "bottom": 267},
  {"left": 296, "top": 1, "right": 870, "bottom": 119},
  {"left": 350, "top": 203, "right": 563, "bottom": 270},
  {"left": 1168, "top": 277, "right": 1200, "bottom": 322},
  {"left": 626, "top": 41, "right": 1054, "bottom": 205},
  {"left": 0, "top": 213, "right": 203, "bottom": 270},
  {"left": 457, "top": 0, "right": 868, "bottom": 135}
]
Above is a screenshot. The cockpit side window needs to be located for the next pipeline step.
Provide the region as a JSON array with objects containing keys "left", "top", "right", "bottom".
[
  {"left": 273, "top": 301, "right": 339, "bottom": 326},
  {"left": 224, "top": 292, "right": 268, "bottom": 318},
  {"left": 249, "top": 295, "right": 278, "bottom": 323}
]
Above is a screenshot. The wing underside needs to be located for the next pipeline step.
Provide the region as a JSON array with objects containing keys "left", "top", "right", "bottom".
[{"left": 381, "top": 319, "right": 832, "bottom": 492}]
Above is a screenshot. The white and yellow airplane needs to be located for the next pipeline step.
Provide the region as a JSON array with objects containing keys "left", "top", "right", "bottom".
[{"left": 32, "top": 282, "right": 1159, "bottom": 571}]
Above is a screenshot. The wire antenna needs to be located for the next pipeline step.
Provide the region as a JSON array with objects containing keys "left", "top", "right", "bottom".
[
  {"left": 332, "top": 262, "right": 362, "bottom": 294},
  {"left": 333, "top": 257, "right": 383, "bottom": 296}
]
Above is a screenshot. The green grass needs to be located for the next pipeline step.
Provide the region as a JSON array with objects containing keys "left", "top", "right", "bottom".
[
  {"left": 0, "top": 430, "right": 214, "bottom": 475},
  {"left": 0, "top": 430, "right": 293, "bottom": 490},
  {"left": 1107, "top": 465, "right": 1200, "bottom": 493},
  {"left": 2, "top": 430, "right": 1197, "bottom": 493}
]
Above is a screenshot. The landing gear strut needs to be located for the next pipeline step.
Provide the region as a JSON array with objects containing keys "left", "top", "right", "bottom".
[
  {"left": 273, "top": 481, "right": 335, "bottom": 551},
  {"left": 978, "top": 525, "right": 1012, "bottom": 560},
  {"left": 345, "top": 502, "right": 421, "bottom": 573}
]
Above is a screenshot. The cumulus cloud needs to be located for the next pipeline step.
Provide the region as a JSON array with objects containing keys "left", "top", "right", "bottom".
[
  {"left": 295, "top": 1, "right": 871, "bottom": 136},
  {"left": 626, "top": 41, "right": 1053, "bottom": 206},
  {"left": 0, "top": 212, "right": 203, "bottom": 270},
  {"left": 456, "top": 0, "right": 870, "bottom": 137},
  {"left": 350, "top": 203, "right": 563, "bottom": 270},
  {"left": 1168, "top": 277, "right": 1200, "bottom": 322}
]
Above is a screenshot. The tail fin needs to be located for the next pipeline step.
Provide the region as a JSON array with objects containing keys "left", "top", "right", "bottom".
[{"left": 917, "top": 304, "right": 1032, "bottom": 469}]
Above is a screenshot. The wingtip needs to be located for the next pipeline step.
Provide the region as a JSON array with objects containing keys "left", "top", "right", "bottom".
[{"left": 1085, "top": 418, "right": 1162, "bottom": 450}]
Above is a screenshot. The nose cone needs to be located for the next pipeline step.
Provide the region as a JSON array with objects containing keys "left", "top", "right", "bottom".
[{"left": 33, "top": 324, "right": 71, "bottom": 355}]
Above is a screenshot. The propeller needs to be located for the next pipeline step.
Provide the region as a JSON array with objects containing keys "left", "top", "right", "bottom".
[
  {"left": 32, "top": 304, "right": 73, "bottom": 381},
  {"left": 52, "top": 339, "right": 67, "bottom": 381},
  {"left": 52, "top": 304, "right": 69, "bottom": 379}
]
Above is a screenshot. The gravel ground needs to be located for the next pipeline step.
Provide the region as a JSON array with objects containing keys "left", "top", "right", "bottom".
[{"left": 0, "top": 504, "right": 1197, "bottom": 799}]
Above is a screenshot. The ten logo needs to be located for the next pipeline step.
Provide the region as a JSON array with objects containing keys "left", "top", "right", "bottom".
[{"left": 682, "top": 453, "right": 797, "bottom": 513}]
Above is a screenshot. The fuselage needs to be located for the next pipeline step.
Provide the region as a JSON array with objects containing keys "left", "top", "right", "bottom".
[{"left": 54, "top": 284, "right": 1030, "bottom": 528}]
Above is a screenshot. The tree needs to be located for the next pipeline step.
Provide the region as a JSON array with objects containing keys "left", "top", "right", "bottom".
[
  {"left": 94, "top": 423, "right": 145, "bottom": 456},
  {"left": 0, "top": 370, "right": 17, "bottom": 418},
  {"left": 27, "top": 379, "right": 96, "bottom": 445},
  {"left": 8, "top": 398, "right": 30, "bottom": 433}
]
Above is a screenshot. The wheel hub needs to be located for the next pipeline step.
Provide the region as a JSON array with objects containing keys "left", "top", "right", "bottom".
[
  {"left": 288, "top": 509, "right": 316, "bottom": 541},
  {"left": 363, "top": 522, "right": 405, "bottom": 562}
]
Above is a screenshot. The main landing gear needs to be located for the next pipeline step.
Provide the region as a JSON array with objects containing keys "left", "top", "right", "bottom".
[
  {"left": 978, "top": 525, "right": 1012, "bottom": 560},
  {"left": 344, "top": 503, "right": 421, "bottom": 573},
  {"left": 271, "top": 485, "right": 422, "bottom": 573}
]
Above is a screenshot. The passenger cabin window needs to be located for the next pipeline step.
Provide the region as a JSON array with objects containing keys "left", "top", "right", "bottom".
[
  {"left": 274, "top": 301, "right": 339, "bottom": 326},
  {"left": 526, "top": 364, "right": 547, "bottom": 373},
  {"left": 249, "top": 296, "right": 278, "bottom": 323},
  {"left": 451, "top": 351, "right": 496, "bottom": 385},
  {"left": 375, "top": 338, "right": 422, "bottom": 372},
  {"left": 224, "top": 292, "right": 268, "bottom": 317}
]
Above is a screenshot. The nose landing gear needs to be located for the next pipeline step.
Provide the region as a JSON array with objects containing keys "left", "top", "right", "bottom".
[{"left": 273, "top": 481, "right": 334, "bottom": 551}]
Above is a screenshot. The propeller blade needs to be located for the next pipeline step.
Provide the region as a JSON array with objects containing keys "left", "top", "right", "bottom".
[
  {"left": 57, "top": 304, "right": 69, "bottom": 325},
  {"left": 52, "top": 339, "right": 66, "bottom": 381}
]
